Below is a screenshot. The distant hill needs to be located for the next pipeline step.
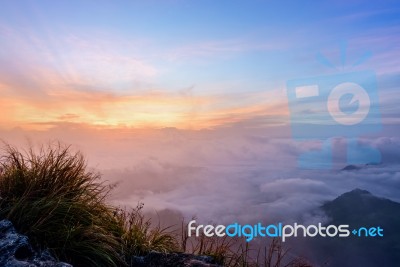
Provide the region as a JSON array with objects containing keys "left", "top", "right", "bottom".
[
  {"left": 340, "top": 165, "right": 362, "bottom": 171},
  {"left": 310, "top": 189, "right": 400, "bottom": 267}
]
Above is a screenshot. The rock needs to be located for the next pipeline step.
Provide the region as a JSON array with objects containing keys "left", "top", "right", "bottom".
[
  {"left": 130, "top": 251, "right": 221, "bottom": 267},
  {"left": 0, "top": 220, "right": 72, "bottom": 267}
]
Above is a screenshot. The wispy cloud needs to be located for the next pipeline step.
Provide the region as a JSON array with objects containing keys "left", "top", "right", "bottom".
[
  {"left": 0, "top": 24, "right": 293, "bottom": 130},
  {"left": 0, "top": 24, "right": 158, "bottom": 89},
  {"left": 0, "top": 74, "right": 290, "bottom": 130}
]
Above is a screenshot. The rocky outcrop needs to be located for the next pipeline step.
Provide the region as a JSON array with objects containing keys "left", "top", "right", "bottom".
[
  {"left": 0, "top": 220, "right": 72, "bottom": 267},
  {"left": 131, "top": 251, "right": 221, "bottom": 267}
]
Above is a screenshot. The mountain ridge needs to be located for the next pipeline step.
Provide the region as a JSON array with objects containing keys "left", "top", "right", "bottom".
[{"left": 309, "top": 188, "right": 400, "bottom": 267}]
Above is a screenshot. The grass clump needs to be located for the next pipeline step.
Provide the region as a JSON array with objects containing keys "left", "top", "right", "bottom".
[
  {"left": 0, "top": 143, "right": 125, "bottom": 267},
  {"left": 115, "top": 203, "right": 179, "bottom": 264}
]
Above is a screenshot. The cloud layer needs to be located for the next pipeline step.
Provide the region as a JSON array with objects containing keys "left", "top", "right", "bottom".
[{"left": 3, "top": 123, "right": 400, "bottom": 227}]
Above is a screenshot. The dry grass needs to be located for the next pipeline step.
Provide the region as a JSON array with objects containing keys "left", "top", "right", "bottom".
[
  {"left": 115, "top": 203, "right": 179, "bottom": 263},
  {"left": 180, "top": 219, "right": 313, "bottom": 267}
]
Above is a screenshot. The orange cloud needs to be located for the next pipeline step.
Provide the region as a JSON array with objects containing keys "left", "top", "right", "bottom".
[
  {"left": 0, "top": 25, "right": 289, "bottom": 130},
  {"left": 0, "top": 79, "right": 289, "bottom": 130}
]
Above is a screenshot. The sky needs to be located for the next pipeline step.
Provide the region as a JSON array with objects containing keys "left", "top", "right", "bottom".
[
  {"left": 1, "top": 0, "right": 399, "bottom": 130},
  {"left": 1, "top": 0, "right": 400, "bottom": 245}
]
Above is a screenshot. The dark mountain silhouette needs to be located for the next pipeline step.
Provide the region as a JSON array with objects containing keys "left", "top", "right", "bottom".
[
  {"left": 311, "top": 188, "right": 400, "bottom": 267},
  {"left": 340, "top": 164, "right": 362, "bottom": 171}
]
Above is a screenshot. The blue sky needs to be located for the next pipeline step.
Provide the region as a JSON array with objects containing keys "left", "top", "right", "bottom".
[{"left": 0, "top": 0, "right": 399, "bottom": 129}]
